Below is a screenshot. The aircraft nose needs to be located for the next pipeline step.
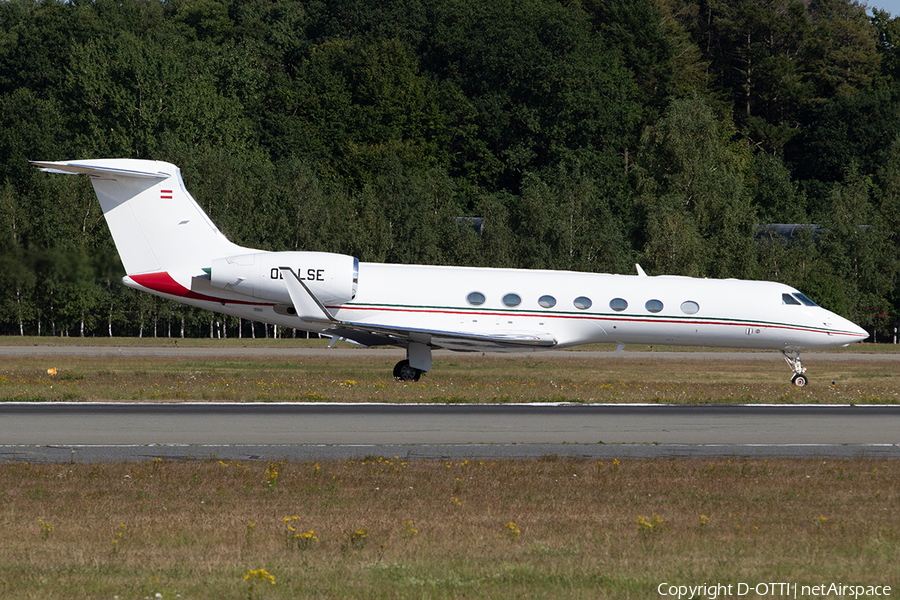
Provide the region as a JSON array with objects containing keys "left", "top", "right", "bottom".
[{"left": 835, "top": 314, "right": 868, "bottom": 341}]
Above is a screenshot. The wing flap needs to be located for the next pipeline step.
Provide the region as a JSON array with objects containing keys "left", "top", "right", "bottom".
[{"left": 320, "top": 320, "right": 557, "bottom": 352}]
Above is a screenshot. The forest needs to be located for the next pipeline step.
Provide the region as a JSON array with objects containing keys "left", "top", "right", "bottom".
[{"left": 1, "top": 0, "right": 899, "bottom": 340}]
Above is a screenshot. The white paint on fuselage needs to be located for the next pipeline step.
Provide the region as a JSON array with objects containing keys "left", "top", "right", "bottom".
[
  {"left": 141, "top": 261, "right": 867, "bottom": 353},
  {"left": 345, "top": 263, "right": 865, "bottom": 351}
]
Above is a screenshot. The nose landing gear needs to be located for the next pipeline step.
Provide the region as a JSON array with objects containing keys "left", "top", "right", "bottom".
[{"left": 782, "top": 350, "right": 807, "bottom": 387}]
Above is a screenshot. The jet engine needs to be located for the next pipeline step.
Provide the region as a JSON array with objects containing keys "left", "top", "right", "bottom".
[{"left": 209, "top": 251, "right": 358, "bottom": 306}]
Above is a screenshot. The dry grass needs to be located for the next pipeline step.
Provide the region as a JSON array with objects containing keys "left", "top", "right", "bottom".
[
  {"left": 1, "top": 457, "right": 898, "bottom": 598},
  {"left": 0, "top": 340, "right": 898, "bottom": 404},
  {"left": 3, "top": 340, "right": 897, "bottom": 598}
]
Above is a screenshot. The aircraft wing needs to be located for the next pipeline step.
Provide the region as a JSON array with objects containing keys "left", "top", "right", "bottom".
[
  {"left": 324, "top": 322, "right": 558, "bottom": 352},
  {"left": 279, "top": 267, "right": 557, "bottom": 352}
]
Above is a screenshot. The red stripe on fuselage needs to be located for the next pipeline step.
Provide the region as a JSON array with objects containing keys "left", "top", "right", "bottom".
[{"left": 130, "top": 272, "right": 270, "bottom": 306}]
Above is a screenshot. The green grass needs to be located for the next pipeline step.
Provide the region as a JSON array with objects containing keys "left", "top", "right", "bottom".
[
  {"left": 1, "top": 458, "right": 897, "bottom": 599},
  {"left": 0, "top": 338, "right": 898, "bottom": 403},
  {"left": 2, "top": 339, "right": 897, "bottom": 597},
  {"left": 2, "top": 335, "right": 899, "bottom": 352}
]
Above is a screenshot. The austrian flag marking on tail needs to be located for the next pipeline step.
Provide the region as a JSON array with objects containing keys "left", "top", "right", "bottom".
[{"left": 160, "top": 190, "right": 173, "bottom": 200}]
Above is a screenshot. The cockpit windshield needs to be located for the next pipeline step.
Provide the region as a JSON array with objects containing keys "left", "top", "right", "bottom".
[
  {"left": 782, "top": 292, "right": 818, "bottom": 307},
  {"left": 792, "top": 292, "right": 818, "bottom": 307}
]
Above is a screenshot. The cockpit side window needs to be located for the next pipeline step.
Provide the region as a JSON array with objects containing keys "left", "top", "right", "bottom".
[
  {"left": 792, "top": 293, "right": 818, "bottom": 307},
  {"left": 782, "top": 293, "right": 801, "bottom": 305}
]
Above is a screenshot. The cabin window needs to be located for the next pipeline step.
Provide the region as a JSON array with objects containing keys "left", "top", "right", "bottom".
[
  {"left": 574, "top": 296, "right": 592, "bottom": 310},
  {"left": 645, "top": 299, "right": 663, "bottom": 313},
  {"left": 680, "top": 301, "right": 700, "bottom": 314},
  {"left": 502, "top": 293, "right": 521, "bottom": 307},
  {"left": 793, "top": 293, "right": 818, "bottom": 307},
  {"left": 467, "top": 291, "right": 486, "bottom": 306},
  {"left": 609, "top": 298, "right": 628, "bottom": 312},
  {"left": 782, "top": 293, "right": 801, "bottom": 305},
  {"left": 538, "top": 295, "right": 557, "bottom": 308}
]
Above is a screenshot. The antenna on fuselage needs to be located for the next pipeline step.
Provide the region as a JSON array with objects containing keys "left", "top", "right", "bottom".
[{"left": 635, "top": 264, "right": 647, "bottom": 277}]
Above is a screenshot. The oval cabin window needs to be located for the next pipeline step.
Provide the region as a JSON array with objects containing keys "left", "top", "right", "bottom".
[
  {"left": 502, "top": 293, "right": 521, "bottom": 307},
  {"left": 680, "top": 301, "right": 700, "bottom": 314},
  {"left": 574, "top": 296, "right": 592, "bottom": 310},
  {"left": 467, "top": 292, "right": 486, "bottom": 306},
  {"left": 645, "top": 299, "right": 663, "bottom": 313},
  {"left": 538, "top": 295, "right": 557, "bottom": 308},
  {"left": 609, "top": 298, "right": 628, "bottom": 312}
]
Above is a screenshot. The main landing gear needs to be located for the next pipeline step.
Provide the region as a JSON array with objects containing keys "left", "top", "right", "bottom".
[
  {"left": 393, "top": 359, "right": 423, "bottom": 382},
  {"left": 782, "top": 350, "right": 808, "bottom": 387},
  {"left": 393, "top": 341, "right": 432, "bottom": 382}
]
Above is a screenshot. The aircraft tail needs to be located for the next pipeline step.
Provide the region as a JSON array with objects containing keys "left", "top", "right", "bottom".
[{"left": 32, "top": 159, "right": 247, "bottom": 276}]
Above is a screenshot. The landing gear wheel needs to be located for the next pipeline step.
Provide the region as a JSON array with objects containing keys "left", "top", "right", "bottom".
[
  {"left": 393, "top": 359, "right": 422, "bottom": 382},
  {"left": 791, "top": 373, "right": 808, "bottom": 388},
  {"left": 782, "top": 350, "right": 808, "bottom": 387}
]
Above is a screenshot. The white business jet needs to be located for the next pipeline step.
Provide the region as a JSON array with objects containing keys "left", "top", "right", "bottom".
[{"left": 34, "top": 159, "right": 868, "bottom": 386}]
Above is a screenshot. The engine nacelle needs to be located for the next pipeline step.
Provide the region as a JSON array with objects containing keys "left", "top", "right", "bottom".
[{"left": 209, "top": 251, "right": 358, "bottom": 306}]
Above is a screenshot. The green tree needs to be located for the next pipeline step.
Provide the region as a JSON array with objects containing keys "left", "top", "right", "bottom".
[
  {"left": 64, "top": 31, "right": 253, "bottom": 158},
  {"left": 513, "top": 164, "right": 630, "bottom": 273},
  {"left": 818, "top": 162, "right": 894, "bottom": 326},
  {"left": 750, "top": 152, "right": 807, "bottom": 223},
  {"left": 633, "top": 95, "right": 755, "bottom": 278},
  {"left": 423, "top": 0, "right": 640, "bottom": 189}
]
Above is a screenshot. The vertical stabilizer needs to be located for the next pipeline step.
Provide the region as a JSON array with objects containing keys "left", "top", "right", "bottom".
[{"left": 32, "top": 159, "right": 247, "bottom": 275}]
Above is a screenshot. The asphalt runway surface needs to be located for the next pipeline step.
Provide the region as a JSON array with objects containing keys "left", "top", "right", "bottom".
[
  {"left": 2, "top": 403, "right": 899, "bottom": 463},
  {"left": 1, "top": 346, "right": 898, "bottom": 462}
]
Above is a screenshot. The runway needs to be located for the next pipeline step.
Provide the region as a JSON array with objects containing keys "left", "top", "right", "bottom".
[
  {"left": 2, "top": 345, "right": 898, "bottom": 462},
  {"left": 2, "top": 402, "right": 899, "bottom": 462}
]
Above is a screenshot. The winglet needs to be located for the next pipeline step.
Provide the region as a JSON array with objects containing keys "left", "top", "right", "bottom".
[
  {"left": 279, "top": 267, "right": 339, "bottom": 324},
  {"left": 635, "top": 264, "right": 647, "bottom": 277}
]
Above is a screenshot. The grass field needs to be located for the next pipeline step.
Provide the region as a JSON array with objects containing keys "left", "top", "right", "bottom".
[
  {"left": 2, "top": 457, "right": 899, "bottom": 599},
  {"left": 1, "top": 337, "right": 898, "bottom": 404},
  {"left": 2, "top": 339, "right": 898, "bottom": 598}
]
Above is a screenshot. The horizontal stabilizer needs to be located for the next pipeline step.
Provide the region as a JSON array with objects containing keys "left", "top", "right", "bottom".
[{"left": 30, "top": 161, "right": 168, "bottom": 180}]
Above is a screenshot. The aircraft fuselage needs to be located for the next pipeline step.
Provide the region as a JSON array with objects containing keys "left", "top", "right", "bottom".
[{"left": 126, "top": 260, "right": 865, "bottom": 354}]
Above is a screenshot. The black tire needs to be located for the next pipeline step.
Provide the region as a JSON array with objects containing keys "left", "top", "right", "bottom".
[
  {"left": 393, "top": 360, "right": 421, "bottom": 382},
  {"left": 791, "top": 373, "right": 808, "bottom": 388}
]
